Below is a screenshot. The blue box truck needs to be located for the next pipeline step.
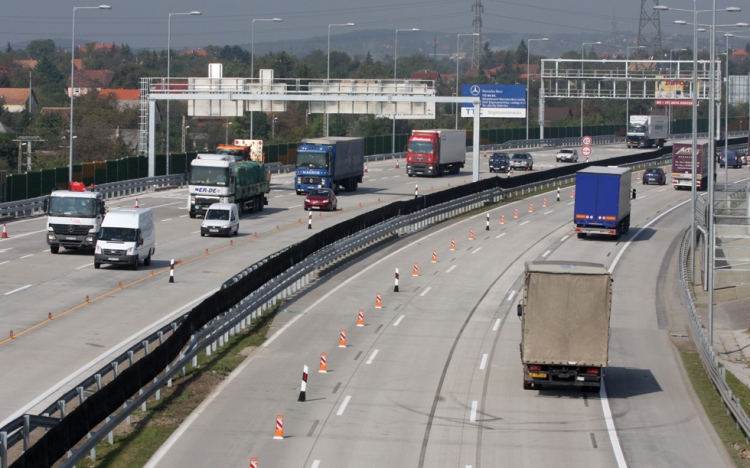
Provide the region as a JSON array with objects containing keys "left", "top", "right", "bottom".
[
  {"left": 574, "top": 166, "right": 632, "bottom": 240},
  {"left": 295, "top": 137, "right": 365, "bottom": 195}
]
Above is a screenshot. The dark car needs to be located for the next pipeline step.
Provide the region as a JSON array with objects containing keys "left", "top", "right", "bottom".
[
  {"left": 489, "top": 152, "right": 510, "bottom": 173},
  {"left": 510, "top": 152, "right": 534, "bottom": 170},
  {"left": 642, "top": 167, "right": 666, "bottom": 185},
  {"left": 304, "top": 188, "right": 338, "bottom": 211},
  {"left": 719, "top": 150, "right": 743, "bottom": 169}
]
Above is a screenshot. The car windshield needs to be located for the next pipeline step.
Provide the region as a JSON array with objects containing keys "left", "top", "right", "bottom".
[
  {"left": 189, "top": 167, "right": 229, "bottom": 186},
  {"left": 297, "top": 151, "right": 329, "bottom": 169},
  {"left": 407, "top": 141, "right": 434, "bottom": 154},
  {"left": 205, "top": 209, "right": 230, "bottom": 220},
  {"left": 308, "top": 189, "right": 330, "bottom": 197},
  {"left": 491, "top": 154, "right": 508, "bottom": 160},
  {"left": 645, "top": 168, "right": 660, "bottom": 174},
  {"left": 512, "top": 154, "right": 528, "bottom": 159},
  {"left": 559, "top": 150, "right": 573, "bottom": 154},
  {"left": 48, "top": 196, "right": 97, "bottom": 218},
  {"left": 99, "top": 227, "right": 138, "bottom": 242}
]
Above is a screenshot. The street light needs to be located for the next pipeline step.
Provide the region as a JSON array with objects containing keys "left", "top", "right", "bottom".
[
  {"left": 225, "top": 120, "right": 233, "bottom": 144},
  {"left": 326, "top": 22, "right": 355, "bottom": 137},
  {"left": 455, "top": 33, "right": 479, "bottom": 130},
  {"left": 69, "top": 5, "right": 111, "bottom": 184},
  {"left": 626, "top": 45, "right": 645, "bottom": 131},
  {"left": 272, "top": 116, "right": 278, "bottom": 140},
  {"left": 393, "top": 28, "right": 420, "bottom": 153},
  {"left": 526, "top": 38, "right": 548, "bottom": 140},
  {"left": 580, "top": 41, "right": 601, "bottom": 138},
  {"left": 167, "top": 11, "right": 201, "bottom": 175},
  {"left": 250, "top": 18, "right": 282, "bottom": 139}
]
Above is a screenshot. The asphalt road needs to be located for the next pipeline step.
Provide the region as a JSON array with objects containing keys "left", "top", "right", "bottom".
[
  {"left": 142, "top": 165, "right": 750, "bottom": 467},
  {"left": 0, "top": 143, "right": 652, "bottom": 427}
]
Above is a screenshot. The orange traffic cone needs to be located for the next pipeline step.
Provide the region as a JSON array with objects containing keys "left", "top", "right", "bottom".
[
  {"left": 637, "top": 172, "right": 641, "bottom": 180},
  {"left": 357, "top": 309, "right": 364, "bottom": 327},
  {"left": 1, "top": 223, "right": 7, "bottom": 239},
  {"left": 543, "top": 198, "right": 547, "bottom": 208},
  {"left": 431, "top": 250, "right": 437, "bottom": 263},
  {"left": 413, "top": 262, "right": 419, "bottom": 276},
  {"left": 500, "top": 214, "right": 505, "bottom": 224},
  {"left": 469, "top": 228, "right": 474, "bottom": 240},
  {"left": 514, "top": 209, "right": 519, "bottom": 219},
  {"left": 375, "top": 292, "right": 382, "bottom": 309},
  {"left": 571, "top": 189, "right": 575, "bottom": 198},
  {"left": 364, "top": 163, "right": 369, "bottom": 173},
  {"left": 450, "top": 239, "right": 456, "bottom": 251},
  {"left": 274, "top": 415, "right": 284, "bottom": 439},
  {"left": 395, "top": 159, "right": 400, "bottom": 169},
  {"left": 339, "top": 328, "right": 347, "bottom": 347},
  {"left": 134, "top": 198, "right": 139, "bottom": 208},
  {"left": 529, "top": 203, "right": 533, "bottom": 213},
  {"left": 319, "top": 352, "right": 327, "bottom": 373}
]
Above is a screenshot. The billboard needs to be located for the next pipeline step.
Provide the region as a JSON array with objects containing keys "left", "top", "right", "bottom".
[
  {"left": 655, "top": 77, "right": 692, "bottom": 99},
  {"left": 461, "top": 84, "right": 526, "bottom": 118}
]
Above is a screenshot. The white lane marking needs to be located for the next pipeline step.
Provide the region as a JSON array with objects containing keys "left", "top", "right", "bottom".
[
  {"left": 0, "top": 261, "right": 9, "bottom": 266},
  {"left": 446, "top": 265, "right": 457, "bottom": 273},
  {"left": 507, "top": 290, "right": 516, "bottom": 302},
  {"left": 492, "top": 319, "right": 501, "bottom": 331},
  {"left": 5, "top": 284, "right": 32, "bottom": 295},
  {"left": 470, "top": 400, "right": 478, "bottom": 422},
  {"left": 0, "top": 248, "right": 12, "bottom": 253},
  {"left": 568, "top": 201, "right": 575, "bottom": 205},
  {"left": 274, "top": 195, "right": 284, "bottom": 198},
  {"left": 76, "top": 263, "right": 93, "bottom": 270},
  {"left": 657, "top": 188, "right": 667, "bottom": 192},
  {"left": 367, "top": 350, "right": 379, "bottom": 364},
  {"left": 0, "top": 229, "right": 47, "bottom": 242},
  {"left": 178, "top": 207, "right": 188, "bottom": 210},
  {"left": 380, "top": 177, "right": 389, "bottom": 180},
  {"left": 519, "top": 221, "right": 529, "bottom": 226},
  {"left": 543, "top": 210, "right": 553, "bottom": 215},
  {"left": 288, "top": 205, "right": 303, "bottom": 209},
  {"left": 161, "top": 218, "right": 173, "bottom": 222},
  {"left": 420, "top": 287, "right": 432, "bottom": 297},
  {"left": 560, "top": 235, "right": 569, "bottom": 242},
  {"left": 138, "top": 201, "right": 182, "bottom": 210},
  {"left": 336, "top": 396, "right": 351, "bottom": 416},
  {"left": 471, "top": 247, "right": 482, "bottom": 254},
  {"left": 480, "top": 354, "right": 488, "bottom": 370},
  {"left": 41, "top": 249, "right": 49, "bottom": 253},
  {"left": 393, "top": 315, "right": 405, "bottom": 326},
  {"left": 542, "top": 250, "right": 551, "bottom": 258},
  {"left": 311, "top": 462, "right": 321, "bottom": 468},
  {"left": 601, "top": 380, "right": 628, "bottom": 468},
  {"left": 393, "top": 175, "right": 400, "bottom": 178},
  {"left": 179, "top": 214, "right": 188, "bottom": 218},
  {"left": 496, "top": 233, "right": 505, "bottom": 239},
  {"left": 20, "top": 254, "right": 33, "bottom": 259},
  {"left": 191, "top": 231, "right": 200, "bottom": 234}
]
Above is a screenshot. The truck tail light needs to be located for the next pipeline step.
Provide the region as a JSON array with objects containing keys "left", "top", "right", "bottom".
[
  {"left": 586, "top": 368, "right": 599, "bottom": 375},
  {"left": 608, "top": 230, "right": 616, "bottom": 235},
  {"left": 529, "top": 365, "right": 542, "bottom": 371}
]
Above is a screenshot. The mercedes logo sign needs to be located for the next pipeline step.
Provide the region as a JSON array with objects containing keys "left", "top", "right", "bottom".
[{"left": 470, "top": 85, "right": 481, "bottom": 96}]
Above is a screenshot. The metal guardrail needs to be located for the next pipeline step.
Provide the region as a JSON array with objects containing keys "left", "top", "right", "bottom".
[{"left": 679, "top": 228, "right": 750, "bottom": 443}]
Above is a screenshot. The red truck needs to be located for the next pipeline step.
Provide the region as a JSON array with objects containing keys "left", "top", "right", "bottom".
[
  {"left": 405, "top": 129, "right": 466, "bottom": 177},
  {"left": 671, "top": 139, "right": 710, "bottom": 191}
]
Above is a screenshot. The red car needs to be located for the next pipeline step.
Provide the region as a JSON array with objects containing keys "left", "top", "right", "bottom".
[{"left": 304, "top": 188, "right": 338, "bottom": 211}]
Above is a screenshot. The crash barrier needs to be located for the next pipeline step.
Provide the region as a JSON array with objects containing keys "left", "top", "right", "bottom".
[{"left": 3, "top": 137, "right": 747, "bottom": 467}]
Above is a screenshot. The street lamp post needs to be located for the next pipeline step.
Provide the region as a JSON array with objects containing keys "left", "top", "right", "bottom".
[
  {"left": 272, "top": 116, "right": 278, "bottom": 140},
  {"left": 526, "top": 38, "right": 548, "bottom": 141},
  {"left": 668, "top": 48, "right": 687, "bottom": 134},
  {"left": 69, "top": 5, "right": 111, "bottom": 184},
  {"left": 326, "top": 22, "right": 355, "bottom": 137},
  {"left": 225, "top": 120, "right": 232, "bottom": 144},
  {"left": 455, "top": 33, "right": 479, "bottom": 130},
  {"left": 167, "top": 11, "right": 201, "bottom": 175},
  {"left": 250, "top": 18, "right": 282, "bottom": 139},
  {"left": 580, "top": 41, "right": 601, "bottom": 138},
  {"left": 723, "top": 34, "right": 733, "bottom": 191},
  {"left": 626, "top": 46, "right": 645, "bottom": 131},
  {"left": 393, "top": 28, "right": 420, "bottom": 154}
]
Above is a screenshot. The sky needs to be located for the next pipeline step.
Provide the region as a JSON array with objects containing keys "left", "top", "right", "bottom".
[{"left": 1, "top": 0, "right": 747, "bottom": 52}]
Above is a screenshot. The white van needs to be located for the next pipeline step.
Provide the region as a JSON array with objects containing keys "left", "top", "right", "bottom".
[
  {"left": 201, "top": 203, "right": 240, "bottom": 237},
  {"left": 94, "top": 208, "right": 156, "bottom": 270}
]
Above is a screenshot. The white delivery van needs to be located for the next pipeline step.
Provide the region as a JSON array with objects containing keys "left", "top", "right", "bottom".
[
  {"left": 94, "top": 208, "right": 156, "bottom": 270},
  {"left": 201, "top": 203, "right": 240, "bottom": 237}
]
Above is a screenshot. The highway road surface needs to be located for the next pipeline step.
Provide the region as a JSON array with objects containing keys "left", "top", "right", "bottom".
[{"left": 142, "top": 167, "right": 749, "bottom": 467}]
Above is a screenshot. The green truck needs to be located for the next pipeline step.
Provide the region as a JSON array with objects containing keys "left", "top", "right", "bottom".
[{"left": 188, "top": 154, "right": 271, "bottom": 218}]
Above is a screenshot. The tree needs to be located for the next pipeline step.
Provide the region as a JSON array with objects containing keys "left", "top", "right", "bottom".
[
  {"left": 516, "top": 40, "right": 528, "bottom": 65},
  {"left": 26, "top": 39, "right": 57, "bottom": 59}
]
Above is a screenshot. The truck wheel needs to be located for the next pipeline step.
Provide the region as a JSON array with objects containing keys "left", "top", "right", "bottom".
[
  {"left": 577, "top": 233, "right": 586, "bottom": 239},
  {"left": 351, "top": 180, "right": 358, "bottom": 191},
  {"left": 259, "top": 195, "right": 265, "bottom": 211},
  {"left": 333, "top": 184, "right": 339, "bottom": 195},
  {"left": 144, "top": 252, "right": 151, "bottom": 266},
  {"left": 189, "top": 212, "right": 196, "bottom": 219},
  {"left": 50, "top": 245, "right": 60, "bottom": 254}
]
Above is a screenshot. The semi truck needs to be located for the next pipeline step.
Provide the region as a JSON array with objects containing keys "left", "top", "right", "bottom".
[
  {"left": 626, "top": 115, "right": 668, "bottom": 148},
  {"left": 406, "top": 129, "right": 465, "bottom": 177},
  {"left": 671, "top": 139, "right": 710, "bottom": 190},
  {"left": 574, "top": 166, "right": 632, "bottom": 240},
  {"left": 518, "top": 261, "right": 613, "bottom": 391},
  {"left": 295, "top": 137, "right": 365, "bottom": 195},
  {"left": 188, "top": 154, "right": 270, "bottom": 218},
  {"left": 216, "top": 139, "right": 264, "bottom": 162},
  {"left": 45, "top": 181, "right": 106, "bottom": 254}
]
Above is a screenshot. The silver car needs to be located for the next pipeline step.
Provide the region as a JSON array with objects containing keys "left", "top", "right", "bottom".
[
  {"left": 556, "top": 149, "right": 578, "bottom": 163},
  {"left": 511, "top": 153, "right": 534, "bottom": 170}
]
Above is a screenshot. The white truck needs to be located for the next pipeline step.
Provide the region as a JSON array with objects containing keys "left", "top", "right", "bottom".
[
  {"left": 518, "top": 261, "right": 612, "bottom": 392},
  {"left": 45, "top": 182, "right": 106, "bottom": 254},
  {"left": 626, "top": 115, "right": 668, "bottom": 148}
]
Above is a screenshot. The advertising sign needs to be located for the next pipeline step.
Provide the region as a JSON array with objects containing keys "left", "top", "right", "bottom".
[{"left": 461, "top": 84, "right": 526, "bottom": 118}]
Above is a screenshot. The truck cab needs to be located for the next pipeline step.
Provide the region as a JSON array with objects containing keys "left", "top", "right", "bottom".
[
  {"left": 46, "top": 182, "right": 106, "bottom": 254},
  {"left": 188, "top": 154, "right": 236, "bottom": 218}
]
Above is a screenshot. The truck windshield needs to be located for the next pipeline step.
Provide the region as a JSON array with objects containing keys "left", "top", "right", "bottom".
[
  {"left": 628, "top": 125, "right": 646, "bottom": 133},
  {"left": 407, "top": 141, "right": 433, "bottom": 154},
  {"left": 297, "top": 151, "right": 329, "bottom": 169},
  {"left": 99, "top": 227, "right": 138, "bottom": 242},
  {"left": 190, "top": 167, "right": 229, "bottom": 186},
  {"left": 48, "top": 196, "right": 97, "bottom": 218}
]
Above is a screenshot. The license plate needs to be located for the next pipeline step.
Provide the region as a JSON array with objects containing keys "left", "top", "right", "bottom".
[
  {"left": 210, "top": 229, "right": 219, "bottom": 232},
  {"left": 107, "top": 257, "right": 118, "bottom": 261},
  {"left": 312, "top": 206, "right": 320, "bottom": 210},
  {"left": 66, "top": 237, "right": 76, "bottom": 240},
  {"left": 529, "top": 372, "right": 547, "bottom": 378}
]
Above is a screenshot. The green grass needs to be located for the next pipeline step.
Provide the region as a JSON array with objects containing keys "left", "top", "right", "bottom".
[{"left": 680, "top": 351, "right": 750, "bottom": 467}]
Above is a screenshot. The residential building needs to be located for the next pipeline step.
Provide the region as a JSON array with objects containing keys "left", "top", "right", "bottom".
[{"left": 0, "top": 88, "right": 38, "bottom": 114}]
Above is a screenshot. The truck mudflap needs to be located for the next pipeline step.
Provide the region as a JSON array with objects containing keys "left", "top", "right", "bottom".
[{"left": 523, "top": 365, "right": 602, "bottom": 390}]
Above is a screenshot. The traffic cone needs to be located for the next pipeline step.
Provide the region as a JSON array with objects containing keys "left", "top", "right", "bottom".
[
  {"left": 339, "top": 328, "right": 347, "bottom": 348},
  {"left": 274, "top": 415, "right": 284, "bottom": 439},
  {"left": 571, "top": 189, "right": 575, "bottom": 198},
  {"left": 357, "top": 309, "right": 364, "bottom": 327},
  {"left": 501, "top": 214, "right": 505, "bottom": 225},
  {"left": 250, "top": 457, "right": 258, "bottom": 468},
  {"left": 134, "top": 198, "right": 139, "bottom": 208},
  {"left": 637, "top": 172, "right": 641, "bottom": 180},
  {"left": 483, "top": 151, "right": 487, "bottom": 158},
  {"left": 514, "top": 209, "right": 519, "bottom": 219},
  {"left": 375, "top": 292, "right": 382, "bottom": 309},
  {"left": 364, "top": 163, "right": 369, "bottom": 173},
  {"left": 450, "top": 238, "right": 456, "bottom": 251},
  {"left": 431, "top": 250, "right": 437, "bottom": 263},
  {"left": 543, "top": 198, "right": 547, "bottom": 208},
  {"left": 529, "top": 203, "right": 533, "bottom": 213},
  {"left": 1, "top": 223, "right": 7, "bottom": 239},
  {"left": 469, "top": 228, "right": 474, "bottom": 240},
  {"left": 298, "top": 365, "right": 308, "bottom": 402},
  {"left": 395, "top": 159, "right": 400, "bottom": 169},
  {"left": 413, "top": 262, "right": 419, "bottom": 277},
  {"left": 319, "top": 352, "right": 327, "bottom": 373}
]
